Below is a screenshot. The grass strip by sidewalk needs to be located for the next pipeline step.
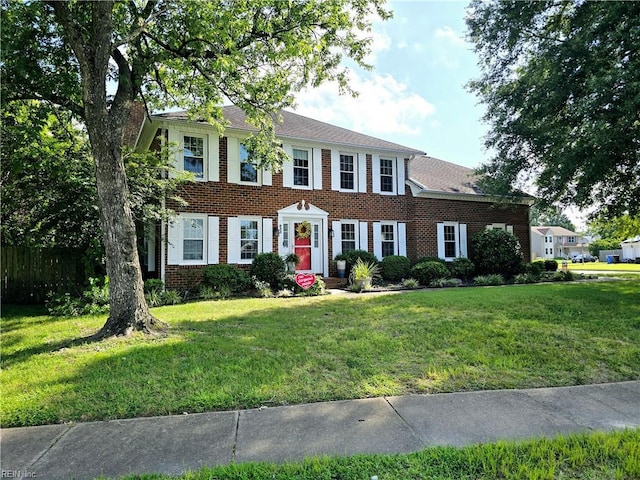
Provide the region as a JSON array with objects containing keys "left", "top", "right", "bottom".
[
  {"left": 2, "top": 281, "right": 639, "bottom": 427},
  {"left": 118, "top": 429, "right": 639, "bottom": 480}
]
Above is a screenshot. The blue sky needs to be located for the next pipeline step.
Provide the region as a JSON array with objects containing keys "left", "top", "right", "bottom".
[{"left": 292, "top": 0, "right": 488, "bottom": 170}]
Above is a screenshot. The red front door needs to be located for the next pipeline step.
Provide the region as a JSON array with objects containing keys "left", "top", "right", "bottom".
[{"left": 294, "top": 222, "right": 312, "bottom": 270}]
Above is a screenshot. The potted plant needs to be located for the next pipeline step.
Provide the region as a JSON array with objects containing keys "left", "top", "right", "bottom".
[
  {"left": 334, "top": 253, "right": 348, "bottom": 278},
  {"left": 284, "top": 253, "right": 300, "bottom": 272},
  {"left": 350, "top": 257, "right": 380, "bottom": 290}
]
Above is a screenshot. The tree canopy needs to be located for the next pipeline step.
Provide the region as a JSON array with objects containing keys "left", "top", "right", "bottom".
[
  {"left": 1, "top": 0, "right": 389, "bottom": 337},
  {"left": 529, "top": 205, "right": 576, "bottom": 232},
  {"left": 1, "top": 101, "right": 186, "bottom": 265},
  {"left": 466, "top": 1, "right": 640, "bottom": 219}
]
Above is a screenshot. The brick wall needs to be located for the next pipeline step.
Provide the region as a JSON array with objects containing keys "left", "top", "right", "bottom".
[
  {"left": 161, "top": 134, "right": 530, "bottom": 289},
  {"left": 123, "top": 102, "right": 146, "bottom": 148},
  {"left": 410, "top": 194, "right": 531, "bottom": 263}
]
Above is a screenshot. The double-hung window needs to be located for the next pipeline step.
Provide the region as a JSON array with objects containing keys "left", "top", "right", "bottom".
[
  {"left": 340, "top": 154, "right": 355, "bottom": 190},
  {"left": 240, "top": 219, "right": 259, "bottom": 260},
  {"left": 437, "top": 222, "right": 467, "bottom": 261},
  {"left": 380, "top": 158, "right": 394, "bottom": 193},
  {"left": 184, "top": 136, "right": 204, "bottom": 179},
  {"left": 443, "top": 225, "right": 457, "bottom": 258},
  {"left": 381, "top": 224, "right": 395, "bottom": 257},
  {"left": 293, "top": 148, "right": 310, "bottom": 187},
  {"left": 341, "top": 223, "right": 357, "bottom": 253},
  {"left": 240, "top": 144, "right": 258, "bottom": 183},
  {"left": 182, "top": 216, "right": 204, "bottom": 261}
]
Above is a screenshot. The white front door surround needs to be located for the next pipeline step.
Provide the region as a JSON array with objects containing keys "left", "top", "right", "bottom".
[{"left": 278, "top": 201, "right": 329, "bottom": 276}]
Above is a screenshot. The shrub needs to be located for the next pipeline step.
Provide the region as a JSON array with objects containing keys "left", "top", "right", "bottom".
[
  {"left": 46, "top": 277, "right": 110, "bottom": 316},
  {"left": 340, "top": 249, "right": 378, "bottom": 275},
  {"left": 544, "top": 259, "right": 559, "bottom": 272},
  {"left": 550, "top": 270, "right": 575, "bottom": 282},
  {"left": 410, "top": 261, "right": 450, "bottom": 286},
  {"left": 144, "top": 278, "right": 164, "bottom": 294},
  {"left": 471, "top": 229, "right": 524, "bottom": 278},
  {"left": 160, "top": 290, "right": 182, "bottom": 305},
  {"left": 252, "top": 276, "right": 274, "bottom": 298},
  {"left": 350, "top": 257, "right": 380, "bottom": 282},
  {"left": 380, "top": 255, "right": 410, "bottom": 282},
  {"left": 413, "top": 256, "right": 446, "bottom": 265},
  {"left": 250, "top": 253, "right": 286, "bottom": 290},
  {"left": 527, "top": 261, "right": 546, "bottom": 276},
  {"left": 449, "top": 257, "right": 475, "bottom": 280},
  {"left": 199, "top": 285, "right": 217, "bottom": 300},
  {"left": 202, "top": 264, "right": 251, "bottom": 294},
  {"left": 402, "top": 278, "right": 420, "bottom": 289},
  {"left": 514, "top": 273, "right": 538, "bottom": 284},
  {"left": 430, "top": 278, "right": 461, "bottom": 288},
  {"left": 473, "top": 274, "right": 505, "bottom": 286}
]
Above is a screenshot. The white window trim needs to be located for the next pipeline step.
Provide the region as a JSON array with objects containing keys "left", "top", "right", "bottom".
[
  {"left": 379, "top": 157, "right": 397, "bottom": 195},
  {"left": 338, "top": 152, "right": 358, "bottom": 192},
  {"left": 437, "top": 222, "right": 468, "bottom": 261},
  {"left": 227, "top": 216, "right": 273, "bottom": 264},
  {"left": 167, "top": 213, "right": 212, "bottom": 266},
  {"left": 239, "top": 143, "right": 262, "bottom": 185},
  {"left": 227, "top": 136, "right": 273, "bottom": 186},
  {"left": 291, "top": 146, "right": 313, "bottom": 190},
  {"left": 373, "top": 221, "right": 399, "bottom": 259},
  {"left": 238, "top": 216, "right": 262, "bottom": 264},
  {"left": 332, "top": 220, "right": 368, "bottom": 257},
  {"left": 167, "top": 127, "right": 219, "bottom": 182}
]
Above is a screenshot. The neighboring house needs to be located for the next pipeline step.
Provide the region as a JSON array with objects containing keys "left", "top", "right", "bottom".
[
  {"left": 621, "top": 236, "right": 640, "bottom": 262},
  {"left": 530, "top": 226, "right": 589, "bottom": 260},
  {"left": 131, "top": 105, "right": 533, "bottom": 290}
]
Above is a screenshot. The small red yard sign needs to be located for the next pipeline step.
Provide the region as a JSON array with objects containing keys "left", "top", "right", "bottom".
[{"left": 295, "top": 273, "right": 316, "bottom": 290}]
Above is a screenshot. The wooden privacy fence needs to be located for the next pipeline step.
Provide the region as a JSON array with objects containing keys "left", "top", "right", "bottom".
[{"left": 1, "top": 247, "right": 86, "bottom": 304}]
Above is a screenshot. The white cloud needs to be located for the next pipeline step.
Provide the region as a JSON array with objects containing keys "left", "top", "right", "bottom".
[
  {"left": 293, "top": 71, "right": 435, "bottom": 138},
  {"left": 434, "top": 26, "right": 467, "bottom": 46},
  {"left": 365, "top": 28, "right": 392, "bottom": 63}
]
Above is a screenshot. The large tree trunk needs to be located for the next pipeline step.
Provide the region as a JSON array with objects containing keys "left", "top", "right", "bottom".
[
  {"left": 87, "top": 104, "right": 163, "bottom": 337},
  {"left": 50, "top": 1, "right": 163, "bottom": 338}
]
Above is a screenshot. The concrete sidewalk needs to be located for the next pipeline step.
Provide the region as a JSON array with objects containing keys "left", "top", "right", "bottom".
[{"left": 2, "top": 381, "right": 638, "bottom": 480}]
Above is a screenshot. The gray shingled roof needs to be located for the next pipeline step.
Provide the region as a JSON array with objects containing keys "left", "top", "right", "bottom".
[
  {"left": 531, "top": 226, "right": 580, "bottom": 236},
  {"left": 409, "top": 155, "right": 483, "bottom": 195},
  {"left": 152, "top": 105, "right": 424, "bottom": 155}
]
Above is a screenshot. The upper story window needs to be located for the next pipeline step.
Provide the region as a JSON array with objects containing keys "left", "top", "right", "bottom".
[
  {"left": 340, "top": 154, "right": 355, "bottom": 190},
  {"left": 341, "top": 223, "right": 356, "bottom": 253},
  {"left": 293, "top": 148, "right": 310, "bottom": 186},
  {"left": 240, "top": 144, "right": 258, "bottom": 183},
  {"left": 184, "top": 136, "right": 204, "bottom": 178},
  {"left": 240, "top": 219, "right": 259, "bottom": 260},
  {"left": 380, "top": 158, "right": 394, "bottom": 193}
]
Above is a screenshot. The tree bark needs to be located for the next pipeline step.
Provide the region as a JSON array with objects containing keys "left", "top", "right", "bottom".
[
  {"left": 49, "top": 1, "right": 163, "bottom": 338},
  {"left": 87, "top": 105, "right": 163, "bottom": 338}
]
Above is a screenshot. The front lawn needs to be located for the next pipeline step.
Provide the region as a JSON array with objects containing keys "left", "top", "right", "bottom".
[{"left": 2, "top": 281, "right": 639, "bottom": 427}]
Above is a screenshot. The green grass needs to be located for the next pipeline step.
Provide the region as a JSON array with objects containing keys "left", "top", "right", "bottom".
[
  {"left": 2, "top": 281, "right": 639, "bottom": 427},
  {"left": 120, "top": 430, "right": 640, "bottom": 480},
  {"left": 564, "top": 261, "right": 640, "bottom": 272}
]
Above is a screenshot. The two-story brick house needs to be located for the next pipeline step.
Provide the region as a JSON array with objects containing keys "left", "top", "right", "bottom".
[{"left": 133, "top": 105, "right": 532, "bottom": 290}]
